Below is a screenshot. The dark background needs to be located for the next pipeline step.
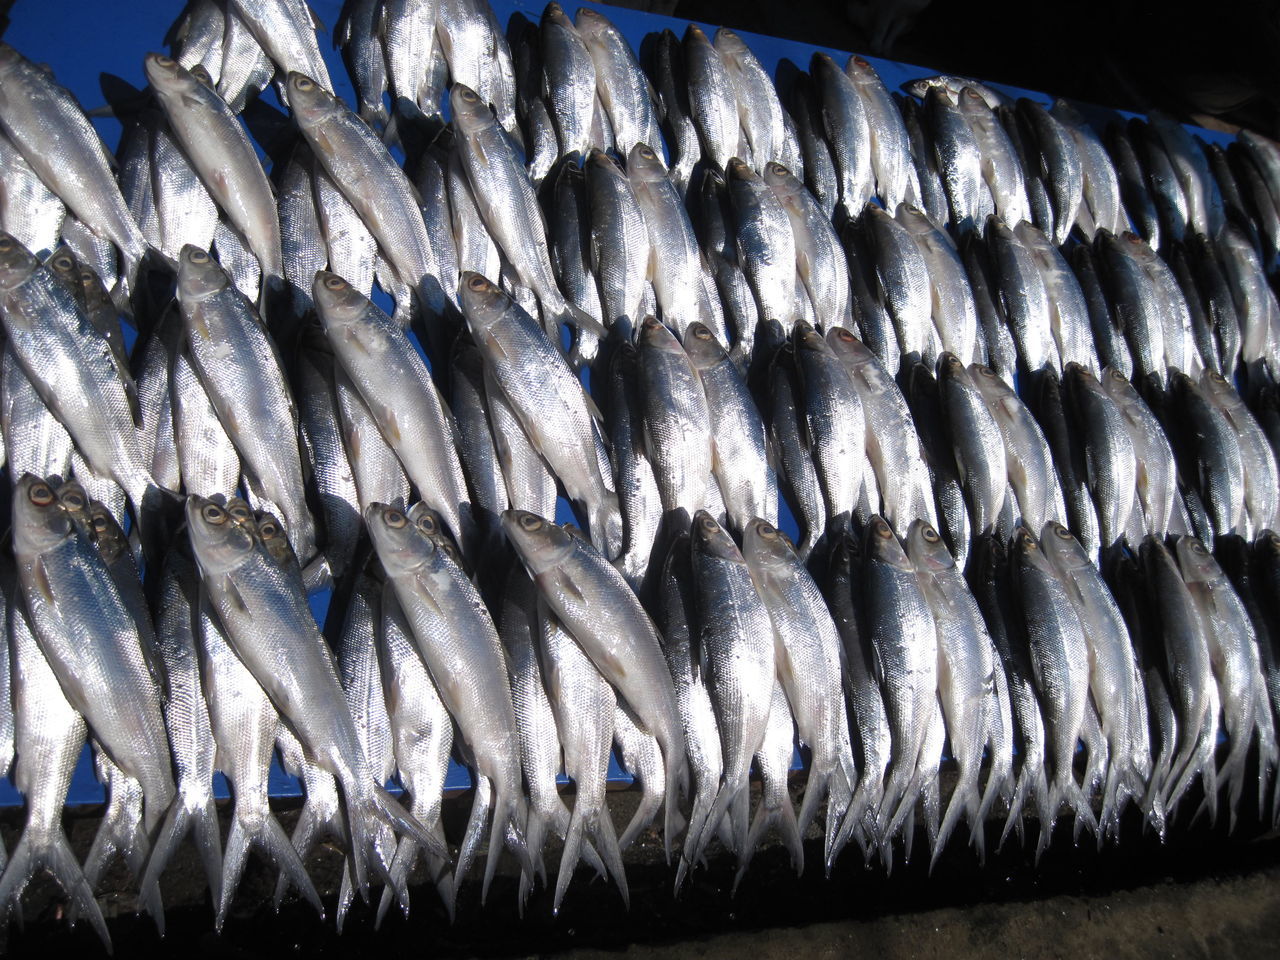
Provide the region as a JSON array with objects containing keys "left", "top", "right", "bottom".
[{"left": 606, "top": 0, "right": 1280, "bottom": 135}]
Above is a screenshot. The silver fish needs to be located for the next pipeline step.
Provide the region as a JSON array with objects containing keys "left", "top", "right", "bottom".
[
  {"left": 461, "top": 272, "right": 620, "bottom": 555},
  {"left": 576, "top": 7, "right": 662, "bottom": 161},
  {"left": 315, "top": 271, "right": 476, "bottom": 555},
  {"left": 813, "top": 52, "right": 872, "bottom": 220},
  {"left": 146, "top": 54, "right": 283, "bottom": 286},
  {"left": 503, "top": 510, "right": 687, "bottom": 860},
  {"left": 541, "top": 3, "right": 596, "bottom": 159},
  {"left": 13, "top": 476, "right": 173, "bottom": 832},
  {"left": 177, "top": 246, "right": 314, "bottom": 560},
  {"left": 0, "top": 45, "right": 147, "bottom": 293},
  {"left": 228, "top": 0, "right": 333, "bottom": 96},
  {"left": 0, "top": 129, "right": 65, "bottom": 256}
]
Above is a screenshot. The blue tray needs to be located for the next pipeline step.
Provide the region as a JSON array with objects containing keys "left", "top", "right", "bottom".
[{"left": 0, "top": 0, "right": 1229, "bottom": 810}]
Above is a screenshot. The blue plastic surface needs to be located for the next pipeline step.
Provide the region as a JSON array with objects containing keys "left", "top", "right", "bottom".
[{"left": 0, "top": 1, "right": 1230, "bottom": 810}]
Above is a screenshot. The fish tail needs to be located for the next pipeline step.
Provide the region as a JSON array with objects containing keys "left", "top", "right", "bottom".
[
  {"left": 796, "top": 764, "right": 832, "bottom": 840},
  {"left": 482, "top": 788, "right": 529, "bottom": 905},
  {"left": 688, "top": 772, "right": 744, "bottom": 869},
  {"left": 931, "top": 761, "right": 982, "bottom": 872},
  {"left": 676, "top": 781, "right": 717, "bottom": 892},
  {"left": 455, "top": 777, "right": 493, "bottom": 890},
  {"left": 374, "top": 836, "right": 417, "bottom": 930},
  {"left": 551, "top": 804, "right": 586, "bottom": 915},
  {"left": 192, "top": 796, "right": 224, "bottom": 908},
  {"left": 658, "top": 748, "right": 686, "bottom": 864},
  {"left": 371, "top": 783, "right": 449, "bottom": 860},
  {"left": 262, "top": 812, "right": 324, "bottom": 919},
  {"left": 732, "top": 793, "right": 804, "bottom": 897},
  {"left": 0, "top": 831, "right": 111, "bottom": 951},
  {"left": 591, "top": 805, "right": 629, "bottom": 910},
  {"left": 619, "top": 771, "right": 664, "bottom": 852},
  {"left": 826, "top": 773, "right": 875, "bottom": 873},
  {"left": 142, "top": 795, "right": 220, "bottom": 912},
  {"left": 525, "top": 807, "right": 549, "bottom": 885},
  {"left": 216, "top": 819, "right": 250, "bottom": 932}
]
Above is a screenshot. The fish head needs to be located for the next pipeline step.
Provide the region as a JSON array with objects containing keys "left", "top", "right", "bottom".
[
  {"left": 1012, "top": 524, "right": 1057, "bottom": 579},
  {"left": 286, "top": 73, "right": 341, "bottom": 129},
  {"left": 1039, "top": 521, "right": 1088, "bottom": 573},
  {"left": 90, "top": 502, "right": 130, "bottom": 567},
  {"left": 1174, "top": 535, "right": 1218, "bottom": 585},
  {"left": 0, "top": 232, "right": 39, "bottom": 292},
  {"left": 144, "top": 53, "right": 200, "bottom": 103},
  {"left": 823, "top": 325, "right": 870, "bottom": 366},
  {"left": 541, "top": 2, "right": 573, "bottom": 29},
  {"left": 638, "top": 315, "right": 684, "bottom": 357},
  {"left": 726, "top": 157, "right": 754, "bottom": 184},
  {"left": 761, "top": 161, "right": 796, "bottom": 191},
  {"left": 54, "top": 480, "right": 92, "bottom": 534},
  {"left": 626, "top": 143, "right": 665, "bottom": 182},
  {"left": 313, "top": 271, "right": 374, "bottom": 332},
  {"left": 743, "top": 518, "right": 798, "bottom": 573},
  {"left": 13, "top": 475, "right": 75, "bottom": 557},
  {"left": 906, "top": 519, "right": 954, "bottom": 573},
  {"left": 449, "top": 84, "right": 494, "bottom": 135},
  {"left": 366, "top": 503, "right": 434, "bottom": 577},
  {"left": 457, "top": 272, "right": 508, "bottom": 336},
  {"left": 936, "top": 351, "right": 967, "bottom": 387},
  {"left": 680, "top": 322, "right": 726, "bottom": 371},
  {"left": 691, "top": 510, "right": 744, "bottom": 564},
  {"left": 502, "top": 510, "right": 575, "bottom": 576},
  {"left": 222, "top": 496, "right": 258, "bottom": 537},
  {"left": 255, "top": 511, "right": 296, "bottom": 570},
  {"left": 186, "top": 495, "right": 256, "bottom": 577},
  {"left": 573, "top": 6, "right": 609, "bottom": 39},
  {"left": 406, "top": 503, "right": 464, "bottom": 566},
  {"left": 969, "top": 362, "right": 1011, "bottom": 400},
  {"left": 45, "top": 247, "right": 80, "bottom": 287},
  {"left": 864, "top": 515, "right": 912, "bottom": 571},
  {"left": 176, "top": 245, "right": 230, "bottom": 303}
]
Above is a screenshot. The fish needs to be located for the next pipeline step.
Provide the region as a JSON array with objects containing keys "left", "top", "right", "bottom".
[
  {"left": 745, "top": 519, "right": 857, "bottom": 860},
  {"left": 541, "top": 3, "right": 596, "bottom": 160},
  {"left": 586, "top": 149, "right": 650, "bottom": 339},
  {"left": 0, "top": 130, "right": 66, "bottom": 257},
  {"left": 503, "top": 510, "right": 687, "bottom": 861},
  {"left": 460, "top": 272, "right": 621, "bottom": 556},
  {"left": 315, "top": 271, "right": 476, "bottom": 557},
  {"left": 683, "top": 321, "right": 776, "bottom": 536},
  {"left": 12, "top": 475, "right": 174, "bottom": 833},
  {"left": 146, "top": 54, "right": 283, "bottom": 291},
  {"left": 177, "top": 246, "right": 316, "bottom": 563},
  {"left": 576, "top": 7, "right": 663, "bottom": 161},
  {"left": 537, "top": 597, "right": 628, "bottom": 912},
  {"left": 1012, "top": 525, "right": 1097, "bottom": 840},
  {"left": 906, "top": 519, "right": 995, "bottom": 865},
  {"left": 0, "top": 45, "right": 148, "bottom": 296},
  {"left": 189, "top": 495, "right": 442, "bottom": 900},
  {"left": 0, "top": 568, "right": 107, "bottom": 947},
  {"left": 288, "top": 72, "right": 449, "bottom": 330},
  {"left": 863, "top": 515, "right": 938, "bottom": 847}
]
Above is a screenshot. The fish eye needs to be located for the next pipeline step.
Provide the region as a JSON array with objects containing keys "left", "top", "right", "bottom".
[
  {"left": 922, "top": 525, "right": 940, "bottom": 544},
  {"left": 1191, "top": 540, "right": 1208, "bottom": 555},
  {"left": 977, "top": 365, "right": 996, "bottom": 377},
  {"left": 79, "top": 268, "right": 94, "bottom": 283},
  {"left": 202, "top": 503, "right": 226, "bottom": 524},
  {"left": 92, "top": 514, "right": 110, "bottom": 532},
  {"left": 1053, "top": 524, "right": 1071, "bottom": 539},
  {"left": 699, "top": 514, "right": 717, "bottom": 532},
  {"left": 518, "top": 513, "right": 543, "bottom": 531},
  {"left": 259, "top": 520, "right": 278, "bottom": 538},
  {"left": 52, "top": 255, "right": 73, "bottom": 271},
  {"left": 228, "top": 502, "right": 252, "bottom": 521},
  {"left": 1109, "top": 369, "right": 1126, "bottom": 381},
  {"left": 155, "top": 55, "right": 174, "bottom": 67},
  {"left": 60, "top": 491, "right": 85, "bottom": 510},
  {"left": 460, "top": 88, "right": 478, "bottom": 102},
  {"left": 28, "top": 483, "right": 54, "bottom": 506},
  {"left": 1209, "top": 372, "right": 1226, "bottom": 383},
  {"left": 639, "top": 146, "right": 655, "bottom": 160},
  {"left": 836, "top": 328, "right": 855, "bottom": 342},
  {"left": 415, "top": 514, "right": 437, "bottom": 535},
  {"left": 295, "top": 76, "right": 314, "bottom": 91},
  {"left": 385, "top": 509, "right": 407, "bottom": 529},
  {"left": 188, "top": 249, "right": 209, "bottom": 264},
  {"left": 874, "top": 519, "right": 892, "bottom": 539},
  {"left": 757, "top": 521, "right": 778, "bottom": 540},
  {"left": 441, "top": 542, "right": 460, "bottom": 563},
  {"left": 768, "top": 162, "right": 789, "bottom": 176},
  {"left": 693, "top": 325, "right": 712, "bottom": 341},
  {"left": 467, "top": 274, "right": 488, "bottom": 292},
  {"left": 323, "top": 275, "right": 346, "bottom": 291},
  {"left": 0, "top": 238, "right": 13, "bottom": 253}
]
